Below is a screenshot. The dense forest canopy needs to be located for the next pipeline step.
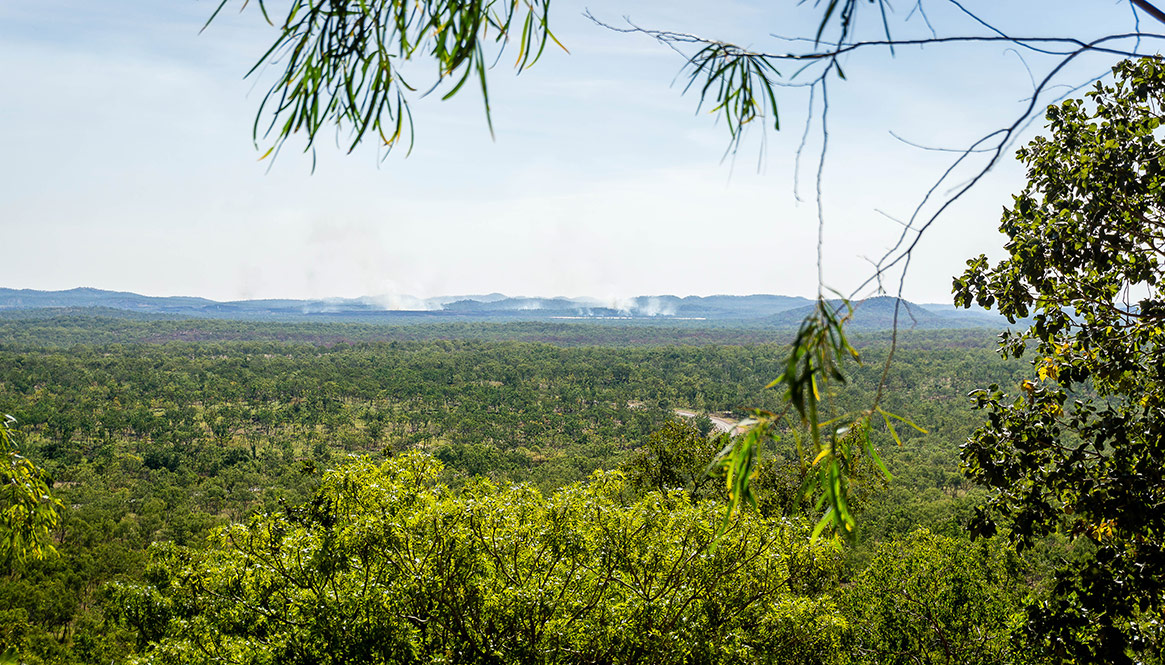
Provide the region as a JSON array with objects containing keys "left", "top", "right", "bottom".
[{"left": 0, "top": 317, "right": 1056, "bottom": 663}]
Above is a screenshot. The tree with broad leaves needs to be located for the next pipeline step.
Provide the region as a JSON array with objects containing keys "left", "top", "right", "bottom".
[
  {"left": 0, "top": 414, "right": 62, "bottom": 571},
  {"left": 112, "top": 452, "right": 851, "bottom": 665},
  {"left": 954, "top": 56, "right": 1165, "bottom": 664}
]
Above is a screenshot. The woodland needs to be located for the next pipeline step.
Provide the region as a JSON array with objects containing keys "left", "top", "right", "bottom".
[
  {"left": 6, "top": 1, "right": 1165, "bottom": 663},
  {"left": 1, "top": 316, "right": 1052, "bottom": 664}
]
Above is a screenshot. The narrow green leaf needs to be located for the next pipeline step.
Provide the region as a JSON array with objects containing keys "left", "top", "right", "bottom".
[
  {"left": 811, "top": 508, "right": 834, "bottom": 540},
  {"left": 878, "top": 407, "right": 929, "bottom": 434}
]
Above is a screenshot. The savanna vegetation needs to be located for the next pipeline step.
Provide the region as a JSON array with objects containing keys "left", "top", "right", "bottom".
[
  {"left": 0, "top": 318, "right": 1068, "bottom": 664},
  {"left": 6, "top": 4, "right": 1165, "bottom": 660}
]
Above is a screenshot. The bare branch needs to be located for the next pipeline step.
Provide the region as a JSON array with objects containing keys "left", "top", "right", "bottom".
[{"left": 1132, "top": 0, "right": 1165, "bottom": 26}]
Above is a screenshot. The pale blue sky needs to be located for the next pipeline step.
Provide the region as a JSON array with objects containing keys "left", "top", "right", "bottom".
[{"left": 0, "top": 1, "right": 1156, "bottom": 304}]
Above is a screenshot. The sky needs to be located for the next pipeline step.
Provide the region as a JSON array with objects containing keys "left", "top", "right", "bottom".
[{"left": 0, "top": 1, "right": 1157, "bottom": 304}]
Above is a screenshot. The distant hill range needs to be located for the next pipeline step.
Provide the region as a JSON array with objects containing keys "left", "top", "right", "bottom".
[
  {"left": 0, "top": 287, "right": 1007, "bottom": 329},
  {"left": 766, "top": 296, "right": 1012, "bottom": 330}
]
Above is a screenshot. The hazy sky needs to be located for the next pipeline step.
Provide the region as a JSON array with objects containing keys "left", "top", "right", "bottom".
[{"left": 0, "top": 1, "right": 1155, "bottom": 303}]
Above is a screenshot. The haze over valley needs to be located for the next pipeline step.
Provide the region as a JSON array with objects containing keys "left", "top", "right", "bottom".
[{"left": 0, "top": 287, "right": 1004, "bottom": 328}]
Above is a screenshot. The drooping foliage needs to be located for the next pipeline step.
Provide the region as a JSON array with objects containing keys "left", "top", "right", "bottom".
[
  {"left": 719, "top": 299, "right": 925, "bottom": 543},
  {"left": 211, "top": 0, "right": 562, "bottom": 158}
]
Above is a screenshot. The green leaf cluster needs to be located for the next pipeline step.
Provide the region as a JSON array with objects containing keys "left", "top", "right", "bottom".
[
  {"left": 716, "top": 298, "right": 924, "bottom": 543},
  {"left": 0, "top": 415, "right": 61, "bottom": 570}
]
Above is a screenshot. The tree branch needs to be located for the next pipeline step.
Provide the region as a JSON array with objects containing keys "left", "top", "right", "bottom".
[{"left": 1132, "top": 0, "right": 1165, "bottom": 26}]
